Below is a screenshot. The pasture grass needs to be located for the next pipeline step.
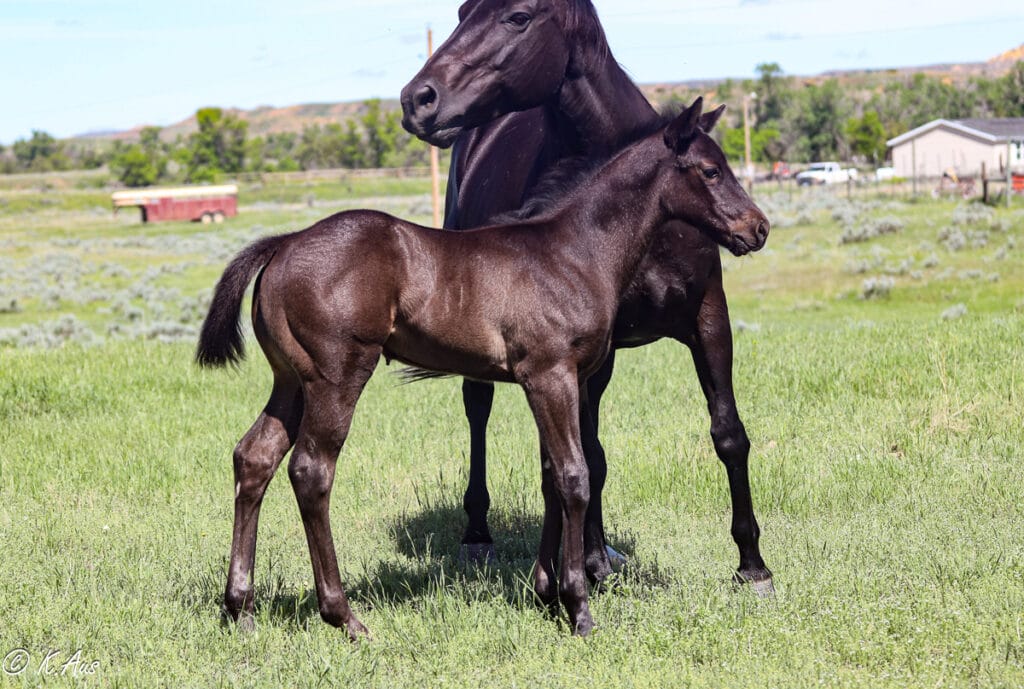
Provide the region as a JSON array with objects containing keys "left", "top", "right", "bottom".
[{"left": 1, "top": 186, "right": 1023, "bottom": 687}]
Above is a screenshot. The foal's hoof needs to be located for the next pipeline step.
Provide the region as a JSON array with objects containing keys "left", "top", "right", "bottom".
[
  {"left": 606, "top": 545, "right": 628, "bottom": 571},
  {"left": 459, "top": 542, "right": 498, "bottom": 566},
  {"left": 222, "top": 606, "right": 256, "bottom": 633},
  {"left": 734, "top": 569, "right": 776, "bottom": 599},
  {"left": 236, "top": 613, "right": 257, "bottom": 633},
  {"left": 346, "top": 618, "right": 371, "bottom": 642}
]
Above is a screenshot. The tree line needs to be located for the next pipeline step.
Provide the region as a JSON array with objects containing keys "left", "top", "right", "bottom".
[
  {"left": 2, "top": 62, "right": 1022, "bottom": 183},
  {"left": 0, "top": 99, "right": 431, "bottom": 187},
  {"left": 701, "top": 61, "right": 1024, "bottom": 166}
]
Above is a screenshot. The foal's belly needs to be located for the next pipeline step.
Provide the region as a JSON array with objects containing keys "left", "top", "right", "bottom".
[{"left": 382, "top": 320, "right": 514, "bottom": 383}]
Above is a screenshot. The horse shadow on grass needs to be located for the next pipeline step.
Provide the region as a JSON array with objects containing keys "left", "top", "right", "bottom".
[
  {"left": 342, "top": 501, "right": 673, "bottom": 611},
  {"left": 175, "top": 502, "right": 670, "bottom": 631}
]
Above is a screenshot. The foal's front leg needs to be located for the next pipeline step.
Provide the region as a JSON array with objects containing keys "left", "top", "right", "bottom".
[
  {"left": 459, "top": 379, "right": 497, "bottom": 563},
  {"left": 522, "top": 367, "right": 593, "bottom": 636},
  {"left": 580, "top": 353, "right": 615, "bottom": 583}
]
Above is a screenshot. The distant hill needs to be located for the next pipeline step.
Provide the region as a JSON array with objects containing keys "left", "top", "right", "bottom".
[{"left": 70, "top": 45, "right": 1023, "bottom": 144}]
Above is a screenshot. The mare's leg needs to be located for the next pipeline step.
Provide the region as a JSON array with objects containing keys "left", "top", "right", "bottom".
[
  {"left": 580, "top": 353, "right": 614, "bottom": 583},
  {"left": 224, "top": 376, "right": 303, "bottom": 628},
  {"left": 523, "top": 367, "right": 593, "bottom": 636},
  {"left": 688, "top": 283, "right": 773, "bottom": 595},
  {"left": 460, "top": 379, "right": 497, "bottom": 563},
  {"left": 289, "top": 347, "right": 380, "bottom": 639}
]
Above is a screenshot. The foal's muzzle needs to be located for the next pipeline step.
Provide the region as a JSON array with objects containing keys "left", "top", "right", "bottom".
[{"left": 729, "top": 215, "right": 770, "bottom": 256}]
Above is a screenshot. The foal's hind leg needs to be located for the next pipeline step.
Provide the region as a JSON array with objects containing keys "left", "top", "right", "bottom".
[
  {"left": 224, "top": 376, "right": 303, "bottom": 628},
  {"left": 289, "top": 350, "right": 379, "bottom": 640},
  {"left": 688, "top": 284, "right": 773, "bottom": 595}
]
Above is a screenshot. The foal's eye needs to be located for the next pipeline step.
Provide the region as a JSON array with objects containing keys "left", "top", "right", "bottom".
[
  {"left": 506, "top": 12, "right": 532, "bottom": 28},
  {"left": 702, "top": 167, "right": 721, "bottom": 181}
]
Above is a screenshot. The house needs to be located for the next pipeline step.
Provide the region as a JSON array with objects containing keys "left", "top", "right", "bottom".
[{"left": 887, "top": 119, "right": 1024, "bottom": 179}]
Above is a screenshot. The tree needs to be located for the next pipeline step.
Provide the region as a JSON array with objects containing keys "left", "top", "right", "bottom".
[
  {"left": 110, "top": 144, "right": 160, "bottom": 187},
  {"left": 12, "top": 130, "right": 70, "bottom": 172},
  {"left": 988, "top": 61, "right": 1024, "bottom": 117},
  {"left": 185, "top": 107, "right": 247, "bottom": 182},
  {"left": 845, "top": 111, "right": 888, "bottom": 164},
  {"left": 721, "top": 126, "right": 781, "bottom": 163},
  {"left": 361, "top": 99, "right": 401, "bottom": 168},
  {"left": 754, "top": 62, "right": 790, "bottom": 126},
  {"left": 788, "top": 79, "right": 851, "bottom": 161},
  {"left": 869, "top": 73, "right": 978, "bottom": 139}
]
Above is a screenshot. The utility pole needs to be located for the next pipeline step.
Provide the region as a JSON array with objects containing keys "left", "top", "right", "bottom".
[
  {"left": 428, "top": 27, "right": 442, "bottom": 228},
  {"left": 1008, "top": 140, "right": 1014, "bottom": 209},
  {"left": 743, "top": 92, "right": 756, "bottom": 192}
]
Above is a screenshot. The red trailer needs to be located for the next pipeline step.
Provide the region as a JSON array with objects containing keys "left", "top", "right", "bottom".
[{"left": 112, "top": 184, "right": 238, "bottom": 223}]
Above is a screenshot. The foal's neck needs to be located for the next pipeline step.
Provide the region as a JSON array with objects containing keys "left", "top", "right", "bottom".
[
  {"left": 561, "top": 141, "right": 669, "bottom": 289},
  {"left": 555, "top": 44, "right": 661, "bottom": 155}
]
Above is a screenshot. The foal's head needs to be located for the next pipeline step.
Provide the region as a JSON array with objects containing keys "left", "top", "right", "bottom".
[
  {"left": 655, "top": 99, "right": 770, "bottom": 256},
  {"left": 401, "top": 0, "right": 603, "bottom": 146}
]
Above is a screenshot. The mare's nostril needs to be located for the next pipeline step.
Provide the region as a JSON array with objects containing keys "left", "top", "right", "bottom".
[
  {"left": 414, "top": 85, "right": 438, "bottom": 113},
  {"left": 756, "top": 220, "right": 769, "bottom": 241}
]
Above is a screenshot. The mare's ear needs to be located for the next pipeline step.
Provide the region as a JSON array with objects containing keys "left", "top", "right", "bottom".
[
  {"left": 664, "top": 97, "right": 704, "bottom": 152},
  {"left": 700, "top": 104, "right": 726, "bottom": 133}
]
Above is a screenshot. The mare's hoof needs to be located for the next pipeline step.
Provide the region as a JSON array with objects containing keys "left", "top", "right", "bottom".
[
  {"left": 459, "top": 542, "right": 498, "bottom": 565},
  {"left": 572, "top": 615, "right": 595, "bottom": 638},
  {"left": 748, "top": 577, "right": 776, "bottom": 599},
  {"left": 605, "top": 545, "right": 628, "bottom": 571},
  {"left": 734, "top": 570, "right": 776, "bottom": 599}
]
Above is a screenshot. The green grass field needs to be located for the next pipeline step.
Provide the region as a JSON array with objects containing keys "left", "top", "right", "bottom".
[{"left": 1, "top": 181, "right": 1022, "bottom": 687}]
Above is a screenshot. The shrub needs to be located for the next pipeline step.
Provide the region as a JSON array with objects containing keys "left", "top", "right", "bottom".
[
  {"left": 941, "top": 304, "right": 967, "bottom": 320},
  {"left": 860, "top": 277, "right": 894, "bottom": 300}
]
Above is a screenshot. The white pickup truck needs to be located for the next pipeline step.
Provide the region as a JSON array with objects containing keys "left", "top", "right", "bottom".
[{"left": 796, "top": 162, "right": 858, "bottom": 186}]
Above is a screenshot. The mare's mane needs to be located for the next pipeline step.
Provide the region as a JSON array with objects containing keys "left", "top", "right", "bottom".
[
  {"left": 565, "top": 0, "right": 611, "bottom": 70},
  {"left": 491, "top": 110, "right": 682, "bottom": 224}
]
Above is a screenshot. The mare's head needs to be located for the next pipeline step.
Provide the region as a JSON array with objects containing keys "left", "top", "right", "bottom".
[
  {"left": 655, "top": 99, "right": 769, "bottom": 256},
  {"left": 401, "top": 0, "right": 602, "bottom": 146}
]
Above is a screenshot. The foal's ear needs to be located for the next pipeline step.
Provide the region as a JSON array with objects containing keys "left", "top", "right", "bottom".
[
  {"left": 700, "top": 104, "right": 726, "bottom": 133},
  {"left": 664, "top": 97, "right": 704, "bottom": 152}
]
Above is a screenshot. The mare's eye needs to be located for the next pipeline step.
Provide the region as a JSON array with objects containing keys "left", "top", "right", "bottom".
[
  {"left": 702, "top": 167, "right": 721, "bottom": 180},
  {"left": 507, "top": 12, "right": 532, "bottom": 28}
]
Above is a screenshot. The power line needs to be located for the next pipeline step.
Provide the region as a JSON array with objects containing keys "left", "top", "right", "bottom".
[{"left": 618, "top": 15, "right": 1024, "bottom": 52}]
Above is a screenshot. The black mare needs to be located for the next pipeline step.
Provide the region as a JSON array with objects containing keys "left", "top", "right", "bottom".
[{"left": 402, "top": 0, "right": 773, "bottom": 591}]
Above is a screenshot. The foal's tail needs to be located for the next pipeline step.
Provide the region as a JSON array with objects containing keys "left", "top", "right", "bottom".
[{"left": 196, "top": 233, "right": 292, "bottom": 368}]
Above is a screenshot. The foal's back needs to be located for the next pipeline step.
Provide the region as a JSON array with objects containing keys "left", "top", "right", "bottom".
[{"left": 253, "top": 206, "right": 606, "bottom": 383}]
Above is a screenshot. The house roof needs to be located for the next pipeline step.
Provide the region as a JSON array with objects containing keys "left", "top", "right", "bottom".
[{"left": 887, "top": 118, "right": 1024, "bottom": 147}]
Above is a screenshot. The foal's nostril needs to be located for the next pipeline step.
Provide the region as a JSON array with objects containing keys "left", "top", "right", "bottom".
[
  {"left": 756, "top": 220, "right": 770, "bottom": 241},
  {"left": 414, "top": 85, "right": 438, "bottom": 113}
]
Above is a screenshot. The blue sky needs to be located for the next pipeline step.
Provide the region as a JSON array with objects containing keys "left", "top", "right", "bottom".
[{"left": 1, "top": 0, "right": 1022, "bottom": 143}]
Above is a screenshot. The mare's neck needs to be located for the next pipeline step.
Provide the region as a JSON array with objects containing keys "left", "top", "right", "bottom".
[{"left": 554, "top": 45, "right": 660, "bottom": 155}]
